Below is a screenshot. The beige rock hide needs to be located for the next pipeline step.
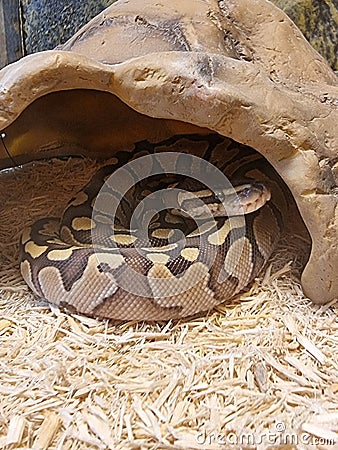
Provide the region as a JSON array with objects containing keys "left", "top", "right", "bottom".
[{"left": 0, "top": 0, "right": 337, "bottom": 304}]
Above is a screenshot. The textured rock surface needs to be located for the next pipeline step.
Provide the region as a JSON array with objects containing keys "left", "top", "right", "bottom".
[
  {"left": 20, "top": 0, "right": 338, "bottom": 70},
  {"left": 0, "top": 0, "right": 337, "bottom": 304}
]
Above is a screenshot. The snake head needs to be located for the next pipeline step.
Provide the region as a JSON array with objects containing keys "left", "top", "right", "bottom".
[{"left": 173, "top": 181, "right": 271, "bottom": 219}]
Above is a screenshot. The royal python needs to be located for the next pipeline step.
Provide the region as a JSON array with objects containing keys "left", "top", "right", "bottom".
[{"left": 20, "top": 134, "right": 287, "bottom": 320}]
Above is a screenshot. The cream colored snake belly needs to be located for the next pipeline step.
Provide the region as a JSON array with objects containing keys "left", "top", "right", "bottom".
[{"left": 19, "top": 134, "right": 287, "bottom": 320}]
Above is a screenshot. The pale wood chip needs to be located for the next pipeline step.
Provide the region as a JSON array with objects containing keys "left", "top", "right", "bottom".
[
  {"left": 154, "top": 372, "right": 181, "bottom": 409},
  {"left": 72, "top": 418, "right": 104, "bottom": 448},
  {"left": 284, "top": 355, "right": 323, "bottom": 383},
  {"left": 1, "top": 157, "right": 336, "bottom": 450},
  {"left": 83, "top": 411, "right": 114, "bottom": 449},
  {"left": 263, "top": 353, "right": 311, "bottom": 387},
  {"left": 0, "top": 318, "right": 12, "bottom": 332},
  {"left": 283, "top": 315, "right": 326, "bottom": 363},
  {"left": 132, "top": 396, "right": 152, "bottom": 428},
  {"left": 5, "top": 415, "right": 26, "bottom": 446},
  {"left": 170, "top": 400, "right": 189, "bottom": 427},
  {"left": 32, "top": 412, "right": 60, "bottom": 450}
]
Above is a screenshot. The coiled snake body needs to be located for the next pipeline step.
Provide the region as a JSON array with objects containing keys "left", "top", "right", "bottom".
[{"left": 20, "top": 134, "right": 287, "bottom": 320}]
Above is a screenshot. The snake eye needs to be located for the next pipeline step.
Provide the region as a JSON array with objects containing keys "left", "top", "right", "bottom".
[{"left": 241, "top": 187, "right": 252, "bottom": 198}]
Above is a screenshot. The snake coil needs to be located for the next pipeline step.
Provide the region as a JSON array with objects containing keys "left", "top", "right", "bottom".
[{"left": 20, "top": 134, "right": 287, "bottom": 320}]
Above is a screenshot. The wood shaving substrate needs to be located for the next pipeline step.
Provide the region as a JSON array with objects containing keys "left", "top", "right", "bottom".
[{"left": 0, "top": 156, "right": 337, "bottom": 450}]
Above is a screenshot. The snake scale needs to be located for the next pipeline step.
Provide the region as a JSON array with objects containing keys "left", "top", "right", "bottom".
[{"left": 20, "top": 134, "right": 287, "bottom": 320}]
